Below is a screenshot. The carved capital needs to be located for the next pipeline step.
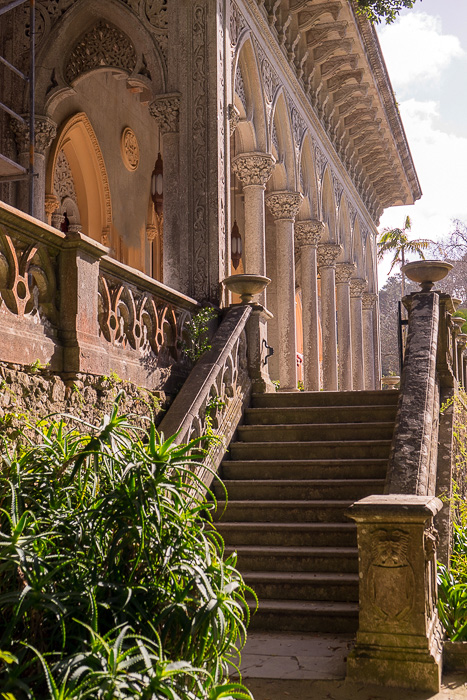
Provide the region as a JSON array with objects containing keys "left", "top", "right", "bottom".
[
  {"left": 44, "top": 193, "right": 60, "bottom": 217},
  {"left": 11, "top": 115, "right": 57, "bottom": 155},
  {"left": 228, "top": 104, "right": 240, "bottom": 136},
  {"left": 146, "top": 215, "right": 162, "bottom": 242},
  {"left": 350, "top": 278, "right": 368, "bottom": 298},
  {"left": 294, "top": 220, "right": 325, "bottom": 248},
  {"left": 362, "top": 292, "right": 378, "bottom": 310},
  {"left": 266, "top": 191, "right": 303, "bottom": 221},
  {"left": 335, "top": 262, "right": 356, "bottom": 284},
  {"left": 232, "top": 152, "right": 275, "bottom": 187},
  {"left": 317, "top": 243, "right": 342, "bottom": 269},
  {"left": 149, "top": 93, "right": 181, "bottom": 134}
]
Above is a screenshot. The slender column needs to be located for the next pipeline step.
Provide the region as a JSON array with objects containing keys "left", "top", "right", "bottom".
[
  {"left": 349, "top": 278, "right": 367, "bottom": 391},
  {"left": 335, "top": 262, "right": 356, "bottom": 391},
  {"left": 362, "top": 292, "right": 378, "bottom": 389},
  {"left": 232, "top": 153, "right": 275, "bottom": 287},
  {"left": 265, "top": 191, "right": 303, "bottom": 390},
  {"left": 295, "top": 220, "right": 325, "bottom": 391},
  {"left": 149, "top": 94, "right": 184, "bottom": 291},
  {"left": 318, "top": 243, "right": 342, "bottom": 391},
  {"left": 11, "top": 116, "right": 57, "bottom": 222}
]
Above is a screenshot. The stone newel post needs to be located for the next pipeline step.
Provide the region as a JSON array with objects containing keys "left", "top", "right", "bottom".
[
  {"left": 266, "top": 190, "right": 303, "bottom": 391},
  {"left": 350, "top": 278, "right": 367, "bottom": 391},
  {"left": 295, "top": 220, "right": 324, "bottom": 391},
  {"left": 347, "top": 495, "right": 443, "bottom": 693},
  {"left": 231, "top": 152, "right": 275, "bottom": 300},
  {"left": 335, "top": 262, "right": 355, "bottom": 391},
  {"left": 317, "top": 243, "right": 342, "bottom": 391},
  {"left": 362, "top": 292, "right": 378, "bottom": 390}
]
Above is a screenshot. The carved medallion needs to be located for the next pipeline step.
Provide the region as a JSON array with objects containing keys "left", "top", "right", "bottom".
[{"left": 121, "top": 127, "right": 140, "bottom": 171}]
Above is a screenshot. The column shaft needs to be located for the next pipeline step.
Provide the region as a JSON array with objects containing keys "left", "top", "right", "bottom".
[
  {"left": 321, "top": 266, "right": 338, "bottom": 390},
  {"left": 301, "top": 245, "right": 320, "bottom": 390},
  {"left": 350, "top": 279, "right": 367, "bottom": 391},
  {"left": 335, "top": 263, "right": 355, "bottom": 391},
  {"left": 275, "top": 217, "right": 297, "bottom": 390}
]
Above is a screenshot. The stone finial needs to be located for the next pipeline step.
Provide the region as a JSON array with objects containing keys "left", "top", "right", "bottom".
[
  {"left": 294, "top": 219, "right": 325, "bottom": 248},
  {"left": 11, "top": 115, "right": 57, "bottom": 155},
  {"left": 232, "top": 152, "right": 275, "bottom": 186},
  {"left": 362, "top": 292, "right": 378, "bottom": 310},
  {"left": 265, "top": 191, "right": 303, "bottom": 220},
  {"left": 335, "top": 262, "right": 356, "bottom": 283},
  {"left": 317, "top": 243, "right": 342, "bottom": 269},
  {"left": 149, "top": 93, "right": 181, "bottom": 134},
  {"left": 228, "top": 104, "right": 241, "bottom": 136},
  {"left": 350, "top": 277, "right": 368, "bottom": 298}
]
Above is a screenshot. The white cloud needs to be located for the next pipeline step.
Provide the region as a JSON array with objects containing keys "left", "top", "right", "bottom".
[{"left": 378, "top": 13, "right": 464, "bottom": 91}]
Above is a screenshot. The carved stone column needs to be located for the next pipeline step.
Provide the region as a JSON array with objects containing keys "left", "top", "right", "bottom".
[
  {"left": 350, "top": 278, "right": 367, "bottom": 391},
  {"left": 265, "top": 190, "right": 303, "bottom": 390},
  {"left": 11, "top": 115, "right": 57, "bottom": 222},
  {"left": 362, "top": 292, "right": 378, "bottom": 390},
  {"left": 295, "top": 220, "right": 324, "bottom": 391},
  {"left": 335, "top": 262, "right": 356, "bottom": 391},
  {"left": 318, "top": 243, "right": 342, "bottom": 391},
  {"left": 149, "top": 93, "right": 182, "bottom": 291},
  {"left": 231, "top": 152, "right": 275, "bottom": 298}
]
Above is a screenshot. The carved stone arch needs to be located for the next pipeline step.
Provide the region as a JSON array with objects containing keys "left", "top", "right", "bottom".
[
  {"left": 46, "top": 112, "right": 112, "bottom": 246},
  {"left": 365, "top": 234, "right": 377, "bottom": 293},
  {"left": 337, "top": 196, "right": 351, "bottom": 260},
  {"left": 269, "top": 90, "right": 297, "bottom": 191},
  {"left": 352, "top": 217, "right": 365, "bottom": 277},
  {"left": 299, "top": 133, "right": 319, "bottom": 219},
  {"left": 233, "top": 37, "right": 267, "bottom": 152},
  {"left": 321, "top": 166, "right": 337, "bottom": 242}
]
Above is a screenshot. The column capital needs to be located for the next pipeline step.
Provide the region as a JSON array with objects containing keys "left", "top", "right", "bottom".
[
  {"left": 335, "top": 262, "right": 356, "bottom": 284},
  {"left": 45, "top": 193, "right": 60, "bottom": 217},
  {"left": 232, "top": 152, "right": 275, "bottom": 186},
  {"left": 362, "top": 292, "right": 378, "bottom": 310},
  {"left": 350, "top": 277, "right": 368, "bottom": 298},
  {"left": 11, "top": 115, "right": 57, "bottom": 155},
  {"left": 317, "top": 243, "right": 342, "bottom": 269},
  {"left": 149, "top": 92, "right": 181, "bottom": 134},
  {"left": 295, "top": 219, "right": 325, "bottom": 248},
  {"left": 265, "top": 190, "right": 303, "bottom": 221}
]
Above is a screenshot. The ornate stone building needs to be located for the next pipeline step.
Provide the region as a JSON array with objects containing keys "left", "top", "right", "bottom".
[{"left": 0, "top": 0, "right": 420, "bottom": 392}]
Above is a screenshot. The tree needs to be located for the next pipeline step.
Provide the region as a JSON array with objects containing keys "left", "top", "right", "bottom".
[
  {"left": 354, "top": 0, "right": 419, "bottom": 24},
  {"left": 379, "top": 272, "right": 417, "bottom": 375},
  {"left": 377, "top": 215, "right": 431, "bottom": 297},
  {"left": 432, "top": 220, "right": 467, "bottom": 305}
]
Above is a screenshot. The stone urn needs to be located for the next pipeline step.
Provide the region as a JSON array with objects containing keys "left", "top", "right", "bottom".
[
  {"left": 382, "top": 375, "right": 400, "bottom": 389},
  {"left": 401, "top": 260, "right": 453, "bottom": 292},
  {"left": 223, "top": 274, "right": 270, "bottom": 304}
]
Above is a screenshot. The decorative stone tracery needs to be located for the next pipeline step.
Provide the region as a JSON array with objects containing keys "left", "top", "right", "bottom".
[{"left": 149, "top": 94, "right": 181, "bottom": 134}]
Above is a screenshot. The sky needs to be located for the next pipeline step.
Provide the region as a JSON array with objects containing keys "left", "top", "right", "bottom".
[{"left": 375, "top": 0, "right": 467, "bottom": 286}]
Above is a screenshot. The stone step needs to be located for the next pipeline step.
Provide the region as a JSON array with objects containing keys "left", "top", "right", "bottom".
[
  {"left": 226, "top": 545, "right": 359, "bottom": 572},
  {"left": 237, "top": 423, "right": 395, "bottom": 443},
  {"left": 229, "top": 440, "right": 392, "bottom": 461},
  {"left": 244, "top": 405, "right": 397, "bottom": 425},
  {"left": 213, "top": 500, "right": 353, "bottom": 523},
  {"left": 246, "top": 599, "right": 359, "bottom": 633},
  {"left": 214, "top": 521, "right": 357, "bottom": 547},
  {"left": 213, "top": 478, "right": 384, "bottom": 501},
  {"left": 244, "top": 571, "right": 359, "bottom": 601},
  {"left": 252, "top": 390, "right": 399, "bottom": 409},
  {"left": 221, "top": 459, "right": 388, "bottom": 480}
]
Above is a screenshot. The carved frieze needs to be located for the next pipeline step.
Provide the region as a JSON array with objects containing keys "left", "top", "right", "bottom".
[
  {"left": 350, "top": 278, "right": 368, "bottom": 298},
  {"left": 317, "top": 243, "right": 342, "bottom": 268},
  {"left": 232, "top": 152, "right": 275, "bottom": 187},
  {"left": 335, "top": 262, "right": 356, "bottom": 283},
  {"left": 333, "top": 174, "right": 344, "bottom": 207},
  {"left": 235, "top": 64, "right": 247, "bottom": 110},
  {"left": 230, "top": 1, "right": 247, "bottom": 54},
  {"left": 149, "top": 94, "right": 181, "bottom": 134},
  {"left": 266, "top": 191, "right": 303, "bottom": 220},
  {"left": 294, "top": 219, "right": 325, "bottom": 248}
]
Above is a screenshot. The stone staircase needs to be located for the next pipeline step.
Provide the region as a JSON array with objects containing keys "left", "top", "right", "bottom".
[{"left": 213, "top": 390, "right": 399, "bottom": 634}]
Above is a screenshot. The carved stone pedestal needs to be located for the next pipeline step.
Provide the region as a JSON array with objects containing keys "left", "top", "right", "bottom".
[
  {"left": 346, "top": 494, "right": 443, "bottom": 693},
  {"left": 245, "top": 303, "right": 275, "bottom": 393}
]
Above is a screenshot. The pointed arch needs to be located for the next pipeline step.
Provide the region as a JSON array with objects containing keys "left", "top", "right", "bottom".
[
  {"left": 321, "top": 166, "right": 337, "bottom": 242},
  {"left": 337, "top": 197, "right": 352, "bottom": 261},
  {"left": 298, "top": 133, "right": 319, "bottom": 220},
  {"left": 233, "top": 36, "right": 267, "bottom": 152},
  {"left": 352, "top": 218, "right": 365, "bottom": 276},
  {"left": 268, "top": 90, "right": 297, "bottom": 191}
]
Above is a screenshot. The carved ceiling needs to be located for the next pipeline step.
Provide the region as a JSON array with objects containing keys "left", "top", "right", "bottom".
[{"left": 254, "top": 0, "right": 421, "bottom": 220}]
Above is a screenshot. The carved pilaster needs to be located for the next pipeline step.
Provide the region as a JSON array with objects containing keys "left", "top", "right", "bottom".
[
  {"left": 149, "top": 93, "right": 181, "bottom": 134},
  {"left": 232, "top": 152, "right": 275, "bottom": 187},
  {"left": 350, "top": 278, "right": 368, "bottom": 298},
  {"left": 228, "top": 104, "right": 240, "bottom": 136},
  {"left": 335, "top": 262, "right": 356, "bottom": 284},
  {"left": 294, "top": 219, "right": 325, "bottom": 248},
  {"left": 362, "top": 292, "right": 378, "bottom": 310},
  {"left": 265, "top": 191, "right": 303, "bottom": 220},
  {"left": 317, "top": 243, "right": 342, "bottom": 269},
  {"left": 11, "top": 116, "right": 57, "bottom": 155}
]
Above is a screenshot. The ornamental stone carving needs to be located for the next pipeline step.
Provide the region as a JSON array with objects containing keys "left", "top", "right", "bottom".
[
  {"left": 317, "top": 243, "right": 342, "bottom": 269},
  {"left": 149, "top": 93, "right": 181, "bottom": 135},
  {"left": 294, "top": 220, "right": 325, "bottom": 248},
  {"left": 266, "top": 191, "right": 303, "bottom": 220},
  {"left": 335, "top": 262, "right": 356, "bottom": 284},
  {"left": 362, "top": 292, "right": 378, "bottom": 310},
  {"left": 228, "top": 104, "right": 240, "bottom": 136},
  {"left": 11, "top": 115, "right": 57, "bottom": 155},
  {"left": 350, "top": 278, "right": 368, "bottom": 298},
  {"left": 121, "top": 127, "right": 140, "bottom": 171},
  {"left": 65, "top": 22, "right": 137, "bottom": 84},
  {"left": 231, "top": 152, "right": 275, "bottom": 187},
  {"left": 44, "top": 193, "right": 59, "bottom": 217}
]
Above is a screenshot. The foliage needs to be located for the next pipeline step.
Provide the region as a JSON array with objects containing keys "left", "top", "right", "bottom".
[
  {"left": 432, "top": 220, "right": 467, "bottom": 305},
  {"left": 378, "top": 273, "right": 417, "bottom": 375},
  {"left": 184, "top": 308, "right": 218, "bottom": 364},
  {"left": 378, "top": 216, "right": 431, "bottom": 287},
  {"left": 0, "top": 396, "right": 253, "bottom": 699},
  {"left": 353, "top": 0, "right": 418, "bottom": 24},
  {"left": 453, "top": 311, "right": 467, "bottom": 336}
]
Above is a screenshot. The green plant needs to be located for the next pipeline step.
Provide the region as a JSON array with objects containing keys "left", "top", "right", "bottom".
[
  {"left": 0, "top": 395, "right": 253, "bottom": 699},
  {"left": 26, "top": 359, "right": 49, "bottom": 374},
  {"left": 272, "top": 380, "right": 280, "bottom": 392},
  {"left": 297, "top": 380, "right": 304, "bottom": 392},
  {"left": 184, "top": 308, "right": 217, "bottom": 363}
]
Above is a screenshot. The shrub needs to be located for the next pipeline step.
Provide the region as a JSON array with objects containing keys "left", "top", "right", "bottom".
[{"left": 0, "top": 395, "right": 253, "bottom": 699}]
